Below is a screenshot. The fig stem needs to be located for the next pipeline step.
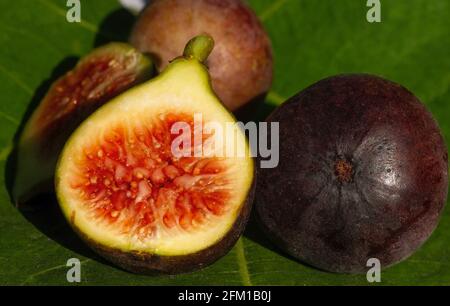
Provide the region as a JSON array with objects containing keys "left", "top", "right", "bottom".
[{"left": 183, "top": 35, "right": 215, "bottom": 63}]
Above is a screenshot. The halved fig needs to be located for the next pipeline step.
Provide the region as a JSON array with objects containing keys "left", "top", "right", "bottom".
[
  {"left": 56, "top": 36, "right": 255, "bottom": 274},
  {"left": 13, "top": 43, "right": 153, "bottom": 203}
]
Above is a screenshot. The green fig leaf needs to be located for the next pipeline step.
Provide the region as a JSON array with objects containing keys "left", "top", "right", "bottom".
[{"left": 0, "top": 0, "right": 449, "bottom": 285}]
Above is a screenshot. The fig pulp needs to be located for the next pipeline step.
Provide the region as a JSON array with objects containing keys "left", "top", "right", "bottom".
[
  {"left": 56, "top": 36, "right": 255, "bottom": 274},
  {"left": 14, "top": 43, "right": 153, "bottom": 203},
  {"left": 256, "top": 74, "right": 448, "bottom": 273},
  {"left": 130, "top": 0, "right": 273, "bottom": 111}
]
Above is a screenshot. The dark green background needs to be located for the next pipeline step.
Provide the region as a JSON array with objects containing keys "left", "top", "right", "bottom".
[{"left": 0, "top": 0, "right": 449, "bottom": 285}]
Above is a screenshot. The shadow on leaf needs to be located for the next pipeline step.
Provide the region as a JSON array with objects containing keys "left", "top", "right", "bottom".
[
  {"left": 94, "top": 8, "right": 136, "bottom": 47},
  {"left": 243, "top": 212, "right": 322, "bottom": 272},
  {"left": 18, "top": 194, "right": 106, "bottom": 262},
  {"left": 234, "top": 93, "right": 276, "bottom": 123},
  {"left": 4, "top": 56, "right": 79, "bottom": 203}
]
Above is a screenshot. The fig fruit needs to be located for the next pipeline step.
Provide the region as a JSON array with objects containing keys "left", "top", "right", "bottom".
[
  {"left": 129, "top": 0, "right": 273, "bottom": 111},
  {"left": 14, "top": 43, "right": 153, "bottom": 203},
  {"left": 55, "top": 35, "right": 255, "bottom": 274},
  {"left": 256, "top": 74, "right": 448, "bottom": 273}
]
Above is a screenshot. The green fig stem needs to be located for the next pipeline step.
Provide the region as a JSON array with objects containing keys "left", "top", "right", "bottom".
[{"left": 183, "top": 35, "right": 215, "bottom": 63}]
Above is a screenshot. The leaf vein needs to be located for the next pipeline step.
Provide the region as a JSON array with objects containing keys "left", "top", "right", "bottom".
[
  {"left": 259, "top": 0, "right": 289, "bottom": 22},
  {"left": 37, "top": 0, "right": 99, "bottom": 34},
  {"left": 236, "top": 238, "right": 252, "bottom": 286},
  {"left": 266, "top": 90, "right": 287, "bottom": 105},
  {"left": 0, "top": 143, "right": 13, "bottom": 161},
  {"left": 20, "top": 258, "right": 91, "bottom": 285},
  {"left": 0, "top": 23, "right": 64, "bottom": 56},
  {"left": 0, "top": 63, "right": 33, "bottom": 96},
  {"left": 0, "top": 110, "right": 20, "bottom": 126}
]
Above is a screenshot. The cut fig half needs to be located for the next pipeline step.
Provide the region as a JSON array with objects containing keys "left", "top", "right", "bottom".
[
  {"left": 14, "top": 43, "right": 153, "bottom": 203},
  {"left": 56, "top": 36, "right": 255, "bottom": 274}
]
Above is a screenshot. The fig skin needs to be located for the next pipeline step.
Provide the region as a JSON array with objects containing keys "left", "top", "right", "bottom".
[
  {"left": 256, "top": 74, "right": 448, "bottom": 273},
  {"left": 129, "top": 0, "right": 273, "bottom": 111}
]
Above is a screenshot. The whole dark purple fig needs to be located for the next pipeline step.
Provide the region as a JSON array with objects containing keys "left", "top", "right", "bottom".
[{"left": 256, "top": 74, "right": 448, "bottom": 273}]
